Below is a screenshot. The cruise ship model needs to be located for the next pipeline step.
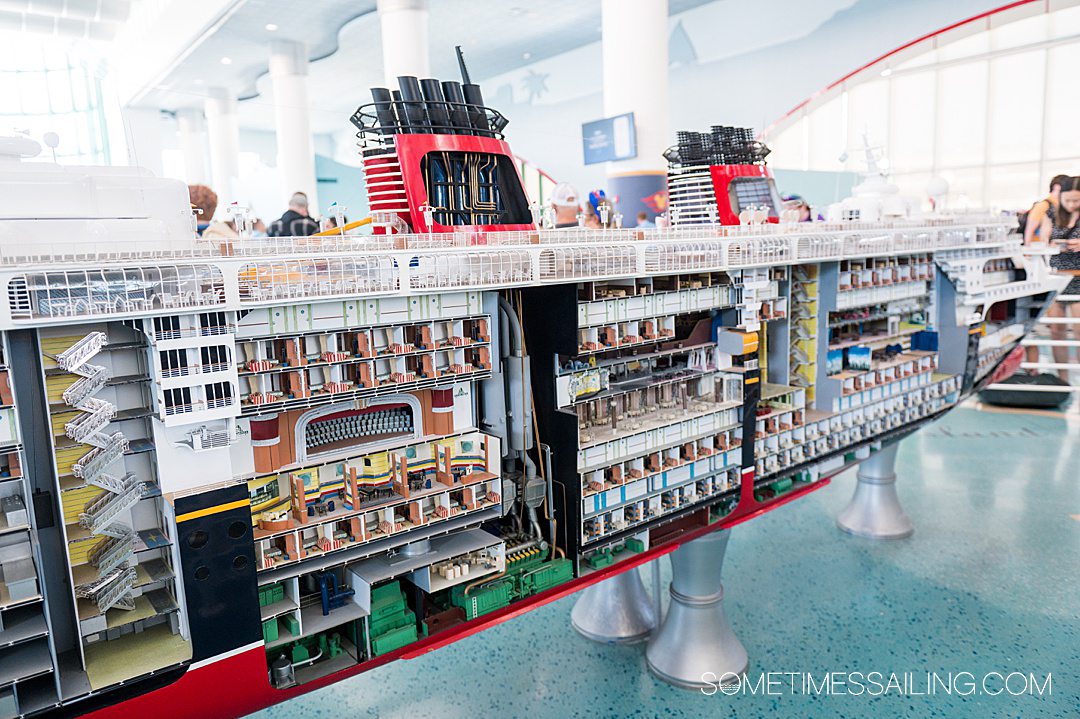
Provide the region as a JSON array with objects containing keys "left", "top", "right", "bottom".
[{"left": 0, "top": 58, "right": 1063, "bottom": 718}]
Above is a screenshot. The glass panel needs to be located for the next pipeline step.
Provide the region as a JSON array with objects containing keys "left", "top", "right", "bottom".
[
  {"left": 935, "top": 60, "right": 987, "bottom": 169},
  {"left": 987, "top": 50, "right": 1045, "bottom": 164},
  {"left": 49, "top": 115, "right": 82, "bottom": 157},
  {"left": 17, "top": 73, "right": 49, "bottom": 114},
  {"left": 845, "top": 80, "right": 889, "bottom": 173},
  {"left": 895, "top": 47, "right": 937, "bottom": 70},
  {"left": 0, "top": 40, "right": 16, "bottom": 71},
  {"left": 807, "top": 94, "right": 845, "bottom": 170},
  {"left": 888, "top": 72, "right": 935, "bottom": 172},
  {"left": 47, "top": 70, "right": 73, "bottom": 114},
  {"left": 0, "top": 72, "right": 18, "bottom": 114},
  {"left": 70, "top": 67, "right": 90, "bottom": 111},
  {"left": 75, "top": 111, "right": 92, "bottom": 155},
  {"left": 990, "top": 14, "right": 1048, "bottom": 51},
  {"left": 14, "top": 41, "right": 43, "bottom": 72},
  {"left": 1044, "top": 44, "right": 1080, "bottom": 160},
  {"left": 937, "top": 166, "right": 985, "bottom": 210},
  {"left": 1049, "top": 5, "right": 1080, "bottom": 39},
  {"left": 41, "top": 44, "right": 68, "bottom": 71},
  {"left": 161, "top": 148, "right": 187, "bottom": 182},
  {"left": 984, "top": 162, "right": 1040, "bottom": 211},
  {"left": 764, "top": 116, "right": 806, "bottom": 171},
  {"left": 938, "top": 31, "right": 990, "bottom": 62}
]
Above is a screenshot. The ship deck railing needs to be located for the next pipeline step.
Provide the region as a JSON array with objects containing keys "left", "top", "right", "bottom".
[
  {"left": 0, "top": 214, "right": 1009, "bottom": 267},
  {"left": 0, "top": 215, "right": 1045, "bottom": 325}
]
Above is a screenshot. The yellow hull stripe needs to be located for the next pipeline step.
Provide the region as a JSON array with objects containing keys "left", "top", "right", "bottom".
[{"left": 177, "top": 499, "right": 250, "bottom": 523}]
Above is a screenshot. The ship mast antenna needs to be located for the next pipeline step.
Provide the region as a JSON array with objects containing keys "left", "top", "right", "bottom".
[{"left": 456, "top": 45, "right": 471, "bottom": 84}]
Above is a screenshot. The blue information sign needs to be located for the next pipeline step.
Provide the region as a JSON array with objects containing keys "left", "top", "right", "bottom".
[{"left": 582, "top": 113, "right": 637, "bottom": 165}]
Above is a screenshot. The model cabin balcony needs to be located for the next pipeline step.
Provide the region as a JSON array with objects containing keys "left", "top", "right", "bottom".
[
  {"left": 249, "top": 432, "right": 501, "bottom": 572},
  {"left": 581, "top": 462, "right": 740, "bottom": 545},
  {"left": 148, "top": 312, "right": 235, "bottom": 344},
  {"left": 580, "top": 423, "right": 744, "bottom": 544},
  {"left": 235, "top": 317, "right": 491, "bottom": 412},
  {"left": 837, "top": 254, "right": 932, "bottom": 291}
]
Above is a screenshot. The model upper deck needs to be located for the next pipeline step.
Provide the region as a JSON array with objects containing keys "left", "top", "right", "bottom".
[{"left": 0, "top": 214, "right": 1024, "bottom": 329}]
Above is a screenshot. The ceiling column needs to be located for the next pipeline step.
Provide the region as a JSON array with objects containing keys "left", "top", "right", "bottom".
[
  {"left": 377, "top": 0, "right": 430, "bottom": 87},
  {"left": 176, "top": 108, "right": 209, "bottom": 186},
  {"left": 205, "top": 88, "right": 240, "bottom": 209},
  {"left": 601, "top": 0, "right": 670, "bottom": 222},
  {"left": 269, "top": 39, "right": 319, "bottom": 214}
]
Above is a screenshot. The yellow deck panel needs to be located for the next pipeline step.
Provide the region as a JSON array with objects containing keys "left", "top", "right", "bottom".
[
  {"left": 40, "top": 336, "right": 82, "bottom": 367},
  {"left": 54, "top": 445, "right": 86, "bottom": 477},
  {"left": 83, "top": 623, "right": 191, "bottom": 691},
  {"left": 76, "top": 592, "right": 163, "bottom": 625},
  {"left": 45, "top": 374, "right": 76, "bottom": 404},
  {"left": 66, "top": 533, "right": 103, "bottom": 566},
  {"left": 51, "top": 411, "right": 78, "bottom": 437},
  {"left": 60, "top": 485, "right": 102, "bottom": 525}
]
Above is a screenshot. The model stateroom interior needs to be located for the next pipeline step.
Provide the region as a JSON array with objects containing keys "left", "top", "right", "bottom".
[{"left": 0, "top": 60, "right": 1063, "bottom": 719}]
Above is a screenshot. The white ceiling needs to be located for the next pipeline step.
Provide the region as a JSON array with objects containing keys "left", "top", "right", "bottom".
[
  {"left": 132, "top": 0, "right": 714, "bottom": 134},
  {"left": 0, "top": 0, "right": 130, "bottom": 40},
  {"left": 135, "top": 0, "right": 377, "bottom": 113}
]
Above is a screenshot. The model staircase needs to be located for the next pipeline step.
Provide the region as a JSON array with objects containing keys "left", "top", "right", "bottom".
[
  {"left": 54, "top": 331, "right": 108, "bottom": 373},
  {"left": 73, "top": 432, "right": 131, "bottom": 491},
  {"left": 87, "top": 531, "right": 137, "bottom": 577},
  {"left": 75, "top": 566, "right": 137, "bottom": 614},
  {"left": 788, "top": 265, "right": 819, "bottom": 400},
  {"left": 63, "top": 362, "right": 110, "bottom": 408},
  {"left": 55, "top": 331, "right": 142, "bottom": 613},
  {"left": 79, "top": 478, "right": 145, "bottom": 537},
  {"left": 64, "top": 398, "right": 116, "bottom": 446}
]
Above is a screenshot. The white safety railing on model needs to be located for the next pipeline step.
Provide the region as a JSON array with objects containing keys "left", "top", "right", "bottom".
[
  {"left": 0, "top": 215, "right": 1007, "bottom": 266},
  {"left": 0, "top": 217, "right": 1023, "bottom": 323}
]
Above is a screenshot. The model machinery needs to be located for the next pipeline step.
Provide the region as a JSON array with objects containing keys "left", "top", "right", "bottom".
[{"left": 0, "top": 48, "right": 1062, "bottom": 719}]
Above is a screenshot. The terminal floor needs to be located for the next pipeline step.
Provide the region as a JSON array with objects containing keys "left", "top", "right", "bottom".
[{"left": 250, "top": 404, "right": 1079, "bottom": 719}]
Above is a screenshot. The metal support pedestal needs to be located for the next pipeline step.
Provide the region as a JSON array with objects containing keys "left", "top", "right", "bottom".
[
  {"left": 646, "top": 529, "right": 747, "bottom": 688},
  {"left": 836, "top": 442, "right": 913, "bottom": 539},
  {"left": 571, "top": 566, "right": 656, "bottom": 645}
]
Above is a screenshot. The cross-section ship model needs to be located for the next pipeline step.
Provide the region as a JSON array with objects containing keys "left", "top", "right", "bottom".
[{"left": 0, "top": 54, "right": 1063, "bottom": 718}]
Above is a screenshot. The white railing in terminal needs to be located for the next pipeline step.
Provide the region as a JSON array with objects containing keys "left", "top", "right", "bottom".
[{"left": 986, "top": 293, "right": 1080, "bottom": 408}]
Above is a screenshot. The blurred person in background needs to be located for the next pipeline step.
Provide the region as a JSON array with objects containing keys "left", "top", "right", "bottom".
[
  {"left": 1022, "top": 174, "right": 1070, "bottom": 368},
  {"left": 636, "top": 211, "right": 655, "bottom": 228},
  {"left": 782, "top": 193, "right": 814, "bottom": 222},
  {"left": 269, "top": 191, "right": 319, "bottom": 237},
  {"left": 550, "top": 182, "right": 581, "bottom": 228},
  {"left": 1039, "top": 175, "right": 1080, "bottom": 383},
  {"left": 594, "top": 198, "right": 616, "bottom": 229},
  {"left": 1024, "top": 174, "right": 1070, "bottom": 245},
  {"left": 188, "top": 184, "right": 217, "bottom": 236},
  {"left": 188, "top": 184, "right": 238, "bottom": 245},
  {"left": 322, "top": 214, "right": 348, "bottom": 231},
  {"left": 582, "top": 202, "right": 600, "bottom": 229}
]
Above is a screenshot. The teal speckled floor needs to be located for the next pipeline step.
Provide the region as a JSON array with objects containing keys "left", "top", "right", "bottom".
[{"left": 249, "top": 406, "right": 1079, "bottom": 718}]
